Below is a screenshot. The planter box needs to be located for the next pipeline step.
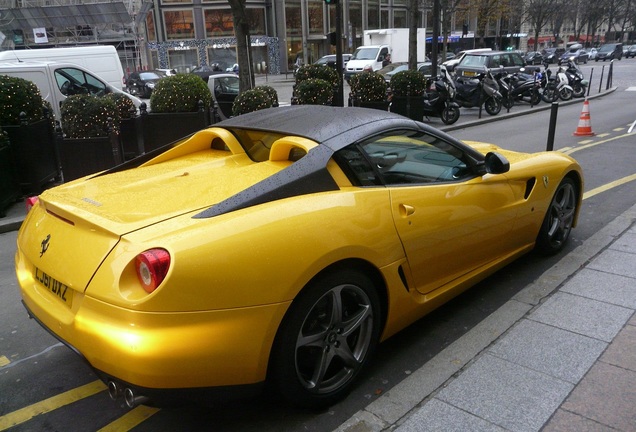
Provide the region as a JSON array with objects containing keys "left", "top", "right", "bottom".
[
  {"left": 3, "top": 119, "right": 60, "bottom": 194},
  {"left": 352, "top": 100, "right": 390, "bottom": 111},
  {"left": 390, "top": 96, "right": 425, "bottom": 121},
  {"left": 119, "top": 108, "right": 210, "bottom": 158},
  {"left": 57, "top": 134, "right": 122, "bottom": 182},
  {"left": 0, "top": 134, "right": 21, "bottom": 217}
]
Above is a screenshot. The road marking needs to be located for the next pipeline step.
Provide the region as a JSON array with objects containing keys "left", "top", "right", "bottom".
[
  {"left": 0, "top": 380, "right": 106, "bottom": 431},
  {"left": 563, "top": 132, "right": 633, "bottom": 155},
  {"left": 583, "top": 173, "right": 636, "bottom": 200},
  {"left": 97, "top": 406, "right": 160, "bottom": 432}
]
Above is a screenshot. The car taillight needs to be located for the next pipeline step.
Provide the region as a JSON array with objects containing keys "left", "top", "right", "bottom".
[
  {"left": 135, "top": 249, "right": 171, "bottom": 293},
  {"left": 25, "top": 196, "right": 39, "bottom": 212}
]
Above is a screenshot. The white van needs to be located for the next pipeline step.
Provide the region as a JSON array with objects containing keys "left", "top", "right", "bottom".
[
  {"left": 0, "top": 60, "right": 141, "bottom": 122},
  {"left": 0, "top": 46, "right": 125, "bottom": 90}
]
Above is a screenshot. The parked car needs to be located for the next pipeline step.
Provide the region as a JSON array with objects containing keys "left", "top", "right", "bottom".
[
  {"left": 524, "top": 51, "right": 544, "bottom": 65},
  {"left": 585, "top": 47, "right": 598, "bottom": 61},
  {"left": 314, "top": 54, "right": 353, "bottom": 71},
  {"left": 125, "top": 70, "right": 164, "bottom": 98},
  {"left": 596, "top": 43, "right": 623, "bottom": 61},
  {"left": 625, "top": 45, "right": 636, "bottom": 58},
  {"left": 382, "top": 62, "right": 438, "bottom": 83},
  {"left": 453, "top": 50, "right": 526, "bottom": 77},
  {"left": 206, "top": 73, "right": 239, "bottom": 120},
  {"left": 443, "top": 48, "right": 492, "bottom": 70},
  {"left": 541, "top": 47, "right": 566, "bottom": 64},
  {"left": 559, "top": 44, "right": 589, "bottom": 64},
  {"left": 155, "top": 68, "right": 177, "bottom": 76},
  {"left": 190, "top": 63, "right": 228, "bottom": 81},
  {"left": 15, "top": 105, "right": 583, "bottom": 409}
]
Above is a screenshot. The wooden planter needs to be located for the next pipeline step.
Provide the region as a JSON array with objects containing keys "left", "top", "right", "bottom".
[
  {"left": 56, "top": 132, "right": 123, "bottom": 182},
  {"left": 389, "top": 96, "right": 425, "bottom": 121},
  {"left": 352, "top": 99, "right": 390, "bottom": 111},
  {"left": 2, "top": 118, "right": 60, "bottom": 194},
  {"left": 0, "top": 133, "right": 21, "bottom": 217}
]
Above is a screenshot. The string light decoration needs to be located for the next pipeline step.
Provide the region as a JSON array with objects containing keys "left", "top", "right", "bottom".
[
  {"left": 61, "top": 94, "right": 119, "bottom": 139},
  {"left": 0, "top": 76, "right": 46, "bottom": 126},
  {"left": 232, "top": 88, "right": 274, "bottom": 116},
  {"left": 104, "top": 93, "right": 137, "bottom": 120},
  {"left": 295, "top": 64, "right": 339, "bottom": 88},
  {"left": 349, "top": 72, "right": 388, "bottom": 102},
  {"left": 149, "top": 74, "right": 212, "bottom": 113},
  {"left": 294, "top": 79, "right": 333, "bottom": 106},
  {"left": 389, "top": 70, "right": 428, "bottom": 97}
]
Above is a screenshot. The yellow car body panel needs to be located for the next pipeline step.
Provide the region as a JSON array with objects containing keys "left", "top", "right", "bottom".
[{"left": 15, "top": 107, "right": 584, "bottom": 397}]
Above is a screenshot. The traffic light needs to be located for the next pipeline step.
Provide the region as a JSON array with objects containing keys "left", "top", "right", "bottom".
[
  {"left": 324, "top": 0, "right": 338, "bottom": 4},
  {"left": 327, "top": 32, "right": 337, "bottom": 45}
]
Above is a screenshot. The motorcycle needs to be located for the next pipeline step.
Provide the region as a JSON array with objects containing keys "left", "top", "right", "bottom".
[
  {"left": 562, "top": 60, "right": 588, "bottom": 98},
  {"left": 540, "top": 62, "right": 574, "bottom": 102},
  {"left": 496, "top": 67, "right": 541, "bottom": 108},
  {"left": 421, "top": 65, "right": 461, "bottom": 125},
  {"left": 453, "top": 67, "right": 503, "bottom": 115}
]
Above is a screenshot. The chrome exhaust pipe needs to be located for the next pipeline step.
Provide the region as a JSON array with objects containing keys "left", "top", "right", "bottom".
[
  {"left": 124, "top": 387, "right": 149, "bottom": 409},
  {"left": 107, "top": 381, "right": 122, "bottom": 401}
]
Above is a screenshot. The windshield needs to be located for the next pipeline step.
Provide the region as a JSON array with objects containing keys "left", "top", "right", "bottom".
[
  {"left": 599, "top": 45, "right": 614, "bottom": 53},
  {"left": 352, "top": 47, "right": 380, "bottom": 60}
]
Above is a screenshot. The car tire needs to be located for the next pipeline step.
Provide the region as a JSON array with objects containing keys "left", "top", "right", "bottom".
[
  {"left": 268, "top": 268, "right": 382, "bottom": 409},
  {"left": 441, "top": 105, "right": 460, "bottom": 125},
  {"left": 535, "top": 177, "right": 578, "bottom": 255}
]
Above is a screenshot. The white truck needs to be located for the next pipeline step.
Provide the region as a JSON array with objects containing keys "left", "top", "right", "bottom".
[
  {"left": 0, "top": 45, "right": 126, "bottom": 91},
  {"left": 0, "top": 60, "right": 141, "bottom": 121},
  {"left": 344, "top": 28, "right": 427, "bottom": 81}
]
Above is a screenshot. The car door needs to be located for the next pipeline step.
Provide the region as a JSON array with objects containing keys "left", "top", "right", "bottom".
[{"left": 356, "top": 130, "right": 520, "bottom": 295}]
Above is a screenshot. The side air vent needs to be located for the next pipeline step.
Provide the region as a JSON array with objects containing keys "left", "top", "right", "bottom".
[
  {"left": 398, "top": 265, "right": 409, "bottom": 292},
  {"left": 525, "top": 178, "right": 536, "bottom": 199}
]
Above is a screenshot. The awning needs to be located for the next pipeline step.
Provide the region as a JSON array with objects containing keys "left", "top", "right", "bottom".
[
  {"left": 527, "top": 36, "right": 554, "bottom": 45},
  {"left": 0, "top": 2, "right": 132, "bottom": 32}
]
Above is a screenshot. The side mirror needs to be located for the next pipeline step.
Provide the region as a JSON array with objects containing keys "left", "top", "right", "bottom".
[{"left": 484, "top": 152, "right": 510, "bottom": 174}]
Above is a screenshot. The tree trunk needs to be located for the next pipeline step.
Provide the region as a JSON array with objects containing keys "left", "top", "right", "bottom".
[{"left": 228, "top": 0, "right": 255, "bottom": 93}]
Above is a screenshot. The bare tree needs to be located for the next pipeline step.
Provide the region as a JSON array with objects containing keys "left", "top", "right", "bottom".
[{"left": 227, "top": 0, "right": 255, "bottom": 93}]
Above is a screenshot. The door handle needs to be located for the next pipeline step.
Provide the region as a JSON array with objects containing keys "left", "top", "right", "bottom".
[{"left": 399, "top": 204, "right": 415, "bottom": 217}]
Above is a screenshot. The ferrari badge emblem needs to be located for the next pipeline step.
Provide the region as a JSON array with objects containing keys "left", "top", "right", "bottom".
[{"left": 40, "top": 234, "right": 51, "bottom": 257}]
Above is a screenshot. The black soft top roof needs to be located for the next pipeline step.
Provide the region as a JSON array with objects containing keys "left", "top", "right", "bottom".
[{"left": 218, "top": 105, "right": 419, "bottom": 151}]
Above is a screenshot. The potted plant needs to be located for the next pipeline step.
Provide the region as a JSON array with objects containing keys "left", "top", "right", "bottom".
[
  {"left": 294, "top": 79, "right": 334, "bottom": 105},
  {"left": 232, "top": 87, "right": 275, "bottom": 116},
  {"left": 389, "top": 69, "right": 427, "bottom": 120},
  {"left": 0, "top": 75, "right": 59, "bottom": 194},
  {"left": 349, "top": 71, "right": 389, "bottom": 110},
  {"left": 294, "top": 64, "right": 339, "bottom": 105}
]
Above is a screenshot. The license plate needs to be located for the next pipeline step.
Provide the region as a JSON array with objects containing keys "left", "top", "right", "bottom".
[
  {"left": 34, "top": 267, "right": 73, "bottom": 308},
  {"left": 463, "top": 71, "right": 476, "bottom": 77}
]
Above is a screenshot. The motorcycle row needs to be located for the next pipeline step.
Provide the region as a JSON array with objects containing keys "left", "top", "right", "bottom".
[{"left": 396, "top": 59, "right": 588, "bottom": 126}]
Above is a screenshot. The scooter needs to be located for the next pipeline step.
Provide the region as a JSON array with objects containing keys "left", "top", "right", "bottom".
[
  {"left": 453, "top": 67, "right": 503, "bottom": 115},
  {"left": 496, "top": 67, "right": 541, "bottom": 108},
  {"left": 541, "top": 62, "right": 574, "bottom": 102},
  {"left": 422, "top": 65, "right": 461, "bottom": 125},
  {"left": 562, "top": 60, "right": 588, "bottom": 98}
]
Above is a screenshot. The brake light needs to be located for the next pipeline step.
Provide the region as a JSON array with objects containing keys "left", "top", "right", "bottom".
[
  {"left": 25, "top": 196, "right": 39, "bottom": 212},
  {"left": 135, "top": 249, "right": 171, "bottom": 293}
]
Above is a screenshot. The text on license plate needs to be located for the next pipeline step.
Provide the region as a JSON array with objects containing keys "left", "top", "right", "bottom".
[{"left": 35, "top": 267, "right": 73, "bottom": 308}]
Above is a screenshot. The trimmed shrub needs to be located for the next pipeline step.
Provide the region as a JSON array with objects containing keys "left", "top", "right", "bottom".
[
  {"left": 0, "top": 75, "right": 47, "bottom": 126},
  {"left": 61, "top": 94, "right": 119, "bottom": 138},
  {"left": 295, "top": 64, "right": 339, "bottom": 88},
  {"left": 349, "top": 72, "right": 388, "bottom": 102},
  {"left": 149, "top": 74, "right": 212, "bottom": 113},
  {"left": 389, "top": 70, "right": 428, "bottom": 97},
  {"left": 257, "top": 85, "right": 279, "bottom": 107},
  {"left": 104, "top": 93, "right": 137, "bottom": 119},
  {"left": 295, "top": 79, "right": 333, "bottom": 105},
  {"left": 232, "top": 88, "right": 274, "bottom": 116}
]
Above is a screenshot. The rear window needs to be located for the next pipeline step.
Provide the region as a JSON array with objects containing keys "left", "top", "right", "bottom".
[{"left": 459, "top": 55, "right": 488, "bottom": 67}]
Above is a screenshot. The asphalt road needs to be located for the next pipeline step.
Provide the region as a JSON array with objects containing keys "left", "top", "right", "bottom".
[{"left": 1, "top": 59, "right": 635, "bottom": 432}]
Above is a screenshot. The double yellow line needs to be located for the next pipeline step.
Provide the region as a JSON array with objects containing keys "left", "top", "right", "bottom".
[{"left": 0, "top": 380, "right": 159, "bottom": 431}]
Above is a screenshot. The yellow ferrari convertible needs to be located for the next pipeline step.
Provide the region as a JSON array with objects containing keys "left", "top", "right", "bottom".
[{"left": 15, "top": 106, "right": 583, "bottom": 409}]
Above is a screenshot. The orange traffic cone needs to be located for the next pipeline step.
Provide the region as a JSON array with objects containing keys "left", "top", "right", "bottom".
[{"left": 573, "top": 98, "right": 595, "bottom": 136}]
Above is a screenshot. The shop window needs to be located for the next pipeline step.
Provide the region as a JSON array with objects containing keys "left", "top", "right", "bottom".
[{"left": 164, "top": 10, "right": 195, "bottom": 39}]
